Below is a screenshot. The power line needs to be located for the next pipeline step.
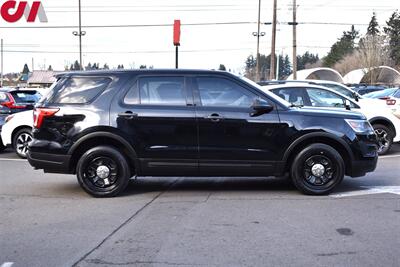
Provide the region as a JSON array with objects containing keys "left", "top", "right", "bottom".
[{"left": 0, "top": 21, "right": 257, "bottom": 29}]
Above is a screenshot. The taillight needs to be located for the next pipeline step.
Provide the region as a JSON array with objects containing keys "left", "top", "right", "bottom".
[
  {"left": 33, "top": 108, "right": 60, "bottom": 129},
  {"left": 386, "top": 99, "right": 397, "bottom": 105},
  {"left": 0, "top": 93, "right": 26, "bottom": 109}
]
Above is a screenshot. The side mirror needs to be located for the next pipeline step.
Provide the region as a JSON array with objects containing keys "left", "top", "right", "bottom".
[
  {"left": 344, "top": 99, "right": 351, "bottom": 110},
  {"left": 352, "top": 92, "right": 360, "bottom": 102},
  {"left": 251, "top": 98, "right": 274, "bottom": 117}
]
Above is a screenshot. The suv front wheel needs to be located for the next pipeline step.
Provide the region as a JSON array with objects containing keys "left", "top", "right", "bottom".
[
  {"left": 372, "top": 124, "right": 394, "bottom": 156},
  {"left": 77, "top": 146, "right": 131, "bottom": 197},
  {"left": 290, "top": 144, "right": 345, "bottom": 195}
]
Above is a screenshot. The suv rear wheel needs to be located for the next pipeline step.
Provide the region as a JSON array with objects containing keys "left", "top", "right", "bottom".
[
  {"left": 290, "top": 144, "right": 345, "bottom": 195},
  {"left": 372, "top": 124, "right": 394, "bottom": 156},
  {"left": 77, "top": 146, "right": 131, "bottom": 197}
]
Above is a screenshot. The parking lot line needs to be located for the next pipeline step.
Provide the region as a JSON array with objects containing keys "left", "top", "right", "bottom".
[
  {"left": 1, "top": 263, "right": 14, "bottom": 267},
  {"left": 0, "top": 158, "right": 26, "bottom": 162},
  {"left": 380, "top": 154, "right": 400, "bottom": 159}
]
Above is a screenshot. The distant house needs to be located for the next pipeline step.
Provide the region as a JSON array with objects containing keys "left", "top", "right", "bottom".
[{"left": 27, "top": 70, "right": 58, "bottom": 88}]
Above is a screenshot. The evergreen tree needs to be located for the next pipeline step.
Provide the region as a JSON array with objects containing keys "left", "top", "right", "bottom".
[
  {"left": 218, "top": 64, "right": 227, "bottom": 71},
  {"left": 297, "top": 52, "right": 320, "bottom": 71},
  {"left": 22, "top": 64, "right": 30, "bottom": 74},
  {"left": 73, "top": 60, "right": 81, "bottom": 71},
  {"left": 384, "top": 11, "right": 400, "bottom": 65},
  {"left": 323, "top": 25, "right": 359, "bottom": 67},
  {"left": 367, "top": 12, "right": 380, "bottom": 36},
  {"left": 103, "top": 64, "right": 109, "bottom": 70},
  {"left": 47, "top": 65, "right": 53, "bottom": 71}
]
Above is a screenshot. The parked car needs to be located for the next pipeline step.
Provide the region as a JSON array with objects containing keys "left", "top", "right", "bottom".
[
  {"left": 260, "top": 80, "right": 364, "bottom": 101},
  {"left": 1, "top": 110, "right": 33, "bottom": 158},
  {"left": 28, "top": 70, "right": 378, "bottom": 197},
  {"left": 0, "top": 88, "right": 41, "bottom": 151},
  {"left": 364, "top": 88, "right": 400, "bottom": 119},
  {"left": 351, "top": 85, "right": 387, "bottom": 95},
  {"left": 262, "top": 82, "right": 400, "bottom": 155}
]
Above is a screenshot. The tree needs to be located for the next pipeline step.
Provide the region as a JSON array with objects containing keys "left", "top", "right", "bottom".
[
  {"left": 244, "top": 53, "right": 292, "bottom": 81},
  {"left": 85, "top": 62, "right": 93, "bottom": 70},
  {"left": 139, "top": 65, "right": 147, "bottom": 69},
  {"left": 323, "top": 25, "right": 359, "bottom": 67},
  {"left": 73, "top": 60, "right": 81, "bottom": 71},
  {"left": 22, "top": 64, "right": 30, "bottom": 74},
  {"left": 117, "top": 64, "right": 125, "bottom": 69},
  {"left": 103, "top": 64, "right": 109, "bottom": 70},
  {"left": 218, "top": 64, "right": 227, "bottom": 71},
  {"left": 367, "top": 12, "right": 380, "bottom": 36},
  {"left": 384, "top": 11, "right": 400, "bottom": 66},
  {"left": 296, "top": 52, "right": 320, "bottom": 71},
  {"left": 47, "top": 65, "right": 53, "bottom": 71}
]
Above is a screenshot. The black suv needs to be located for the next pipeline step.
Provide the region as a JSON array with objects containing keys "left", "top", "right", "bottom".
[
  {"left": 0, "top": 88, "right": 42, "bottom": 151},
  {"left": 27, "top": 70, "right": 378, "bottom": 197}
]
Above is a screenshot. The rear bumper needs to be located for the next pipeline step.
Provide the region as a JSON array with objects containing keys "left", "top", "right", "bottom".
[{"left": 27, "top": 151, "right": 72, "bottom": 174}]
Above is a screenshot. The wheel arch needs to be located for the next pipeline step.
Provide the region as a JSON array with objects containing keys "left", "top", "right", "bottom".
[
  {"left": 11, "top": 125, "right": 33, "bottom": 146},
  {"left": 68, "top": 131, "right": 140, "bottom": 176},
  {"left": 369, "top": 117, "right": 396, "bottom": 137},
  {"left": 283, "top": 132, "right": 354, "bottom": 175}
]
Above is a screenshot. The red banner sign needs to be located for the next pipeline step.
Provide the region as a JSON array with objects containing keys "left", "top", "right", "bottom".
[{"left": 173, "top": 20, "right": 181, "bottom": 46}]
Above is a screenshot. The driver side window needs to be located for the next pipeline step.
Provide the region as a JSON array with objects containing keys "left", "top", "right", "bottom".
[{"left": 196, "top": 77, "right": 256, "bottom": 108}]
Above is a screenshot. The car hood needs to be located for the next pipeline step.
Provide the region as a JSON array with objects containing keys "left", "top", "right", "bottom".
[{"left": 288, "top": 106, "right": 366, "bottom": 120}]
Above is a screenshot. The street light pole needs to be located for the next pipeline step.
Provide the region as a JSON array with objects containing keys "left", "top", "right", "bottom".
[
  {"left": 270, "top": 0, "right": 277, "bottom": 80},
  {"left": 73, "top": 0, "right": 86, "bottom": 70},
  {"left": 256, "top": 0, "right": 261, "bottom": 81},
  {"left": 287, "top": 1, "right": 298, "bottom": 80}
]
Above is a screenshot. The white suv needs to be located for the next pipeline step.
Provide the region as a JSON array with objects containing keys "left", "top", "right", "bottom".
[{"left": 261, "top": 83, "right": 400, "bottom": 155}]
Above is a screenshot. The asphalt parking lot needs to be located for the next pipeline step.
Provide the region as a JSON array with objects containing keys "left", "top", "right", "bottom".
[{"left": 1, "top": 145, "right": 400, "bottom": 267}]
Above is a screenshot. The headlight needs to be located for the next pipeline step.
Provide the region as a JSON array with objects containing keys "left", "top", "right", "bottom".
[{"left": 345, "top": 119, "right": 374, "bottom": 133}]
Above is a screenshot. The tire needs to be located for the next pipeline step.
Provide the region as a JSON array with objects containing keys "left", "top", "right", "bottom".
[
  {"left": 76, "top": 146, "right": 131, "bottom": 198},
  {"left": 13, "top": 128, "right": 33, "bottom": 159},
  {"left": 0, "top": 139, "right": 6, "bottom": 152},
  {"left": 290, "top": 143, "right": 345, "bottom": 195},
  {"left": 373, "top": 124, "right": 394, "bottom": 156}
]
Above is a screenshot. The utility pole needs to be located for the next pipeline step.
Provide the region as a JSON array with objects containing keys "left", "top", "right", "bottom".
[
  {"left": 292, "top": 0, "right": 298, "bottom": 80},
  {"left": 270, "top": 0, "right": 277, "bottom": 80},
  {"left": 73, "top": 0, "right": 86, "bottom": 70},
  {"left": 1, "top": 39, "right": 3, "bottom": 88}
]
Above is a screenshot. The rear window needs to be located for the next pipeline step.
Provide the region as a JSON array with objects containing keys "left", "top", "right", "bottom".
[
  {"left": 50, "top": 77, "right": 111, "bottom": 104},
  {"left": 10, "top": 91, "right": 41, "bottom": 104}
]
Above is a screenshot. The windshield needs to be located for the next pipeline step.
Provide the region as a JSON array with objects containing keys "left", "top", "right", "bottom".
[
  {"left": 364, "top": 88, "right": 398, "bottom": 98},
  {"left": 239, "top": 76, "right": 291, "bottom": 107},
  {"left": 10, "top": 91, "right": 41, "bottom": 104}
]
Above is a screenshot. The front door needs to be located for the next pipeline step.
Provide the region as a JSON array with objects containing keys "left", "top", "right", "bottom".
[
  {"left": 111, "top": 75, "right": 198, "bottom": 176},
  {"left": 192, "top": 76, "right": 284, "bottom": 176}
]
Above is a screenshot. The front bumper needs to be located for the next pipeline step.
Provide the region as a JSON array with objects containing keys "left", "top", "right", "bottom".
[
  {"left": 348, "top": 156, "right": 378, "bottom": 177},
  {"left": 27, "top": 151, "right": 72, "bottom": 174}
]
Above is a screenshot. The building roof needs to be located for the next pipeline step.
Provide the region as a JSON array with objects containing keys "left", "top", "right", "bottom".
[{"left": 27, "top": 71, "right": 57, "bottom": 85}]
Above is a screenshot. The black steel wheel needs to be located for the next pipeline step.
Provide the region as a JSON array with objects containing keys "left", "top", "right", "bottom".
[
  {"left": 77, "top": 146, "right": 131, "bottom": 197},
  {"left": 13, "top": 128, "right": 33, "bottom": 159},
  {"left": 373, "top": 124, "right": 393, "bottom": 156},
  {"left": 291, "top": 143, "right": 345, "bottom": 195}
]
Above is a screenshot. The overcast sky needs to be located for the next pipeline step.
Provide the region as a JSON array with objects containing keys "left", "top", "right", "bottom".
[{"left": 0, "top": 0, "right": 399, "bottom": 73}]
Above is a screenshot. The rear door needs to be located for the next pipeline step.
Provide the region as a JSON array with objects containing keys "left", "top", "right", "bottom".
[
  {"left": 111, "top": 75, "right": 198, "bottom": 176},
  {"left": 192, "top": 75, "right": 284, "bottom": 176}
]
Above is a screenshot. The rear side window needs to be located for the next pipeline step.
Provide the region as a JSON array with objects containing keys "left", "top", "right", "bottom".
[
  {"left": 50, "top": 77, "right": 111, "bottom": 104},
  {"left": 125, "top": 77, "right": 186, "bottom": 106}
]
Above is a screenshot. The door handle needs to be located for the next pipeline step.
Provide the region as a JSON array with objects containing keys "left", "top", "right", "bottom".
[
  {"left": 118, "top": 111, "right": 138, "bottom": 120},
  {"left": 205, "top": 113, "right": 224, "bottom": 122}
]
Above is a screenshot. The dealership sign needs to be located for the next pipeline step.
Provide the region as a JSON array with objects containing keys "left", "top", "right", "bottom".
[{"left": 1, "top": 1, "right": 48, "bottom": 23}]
